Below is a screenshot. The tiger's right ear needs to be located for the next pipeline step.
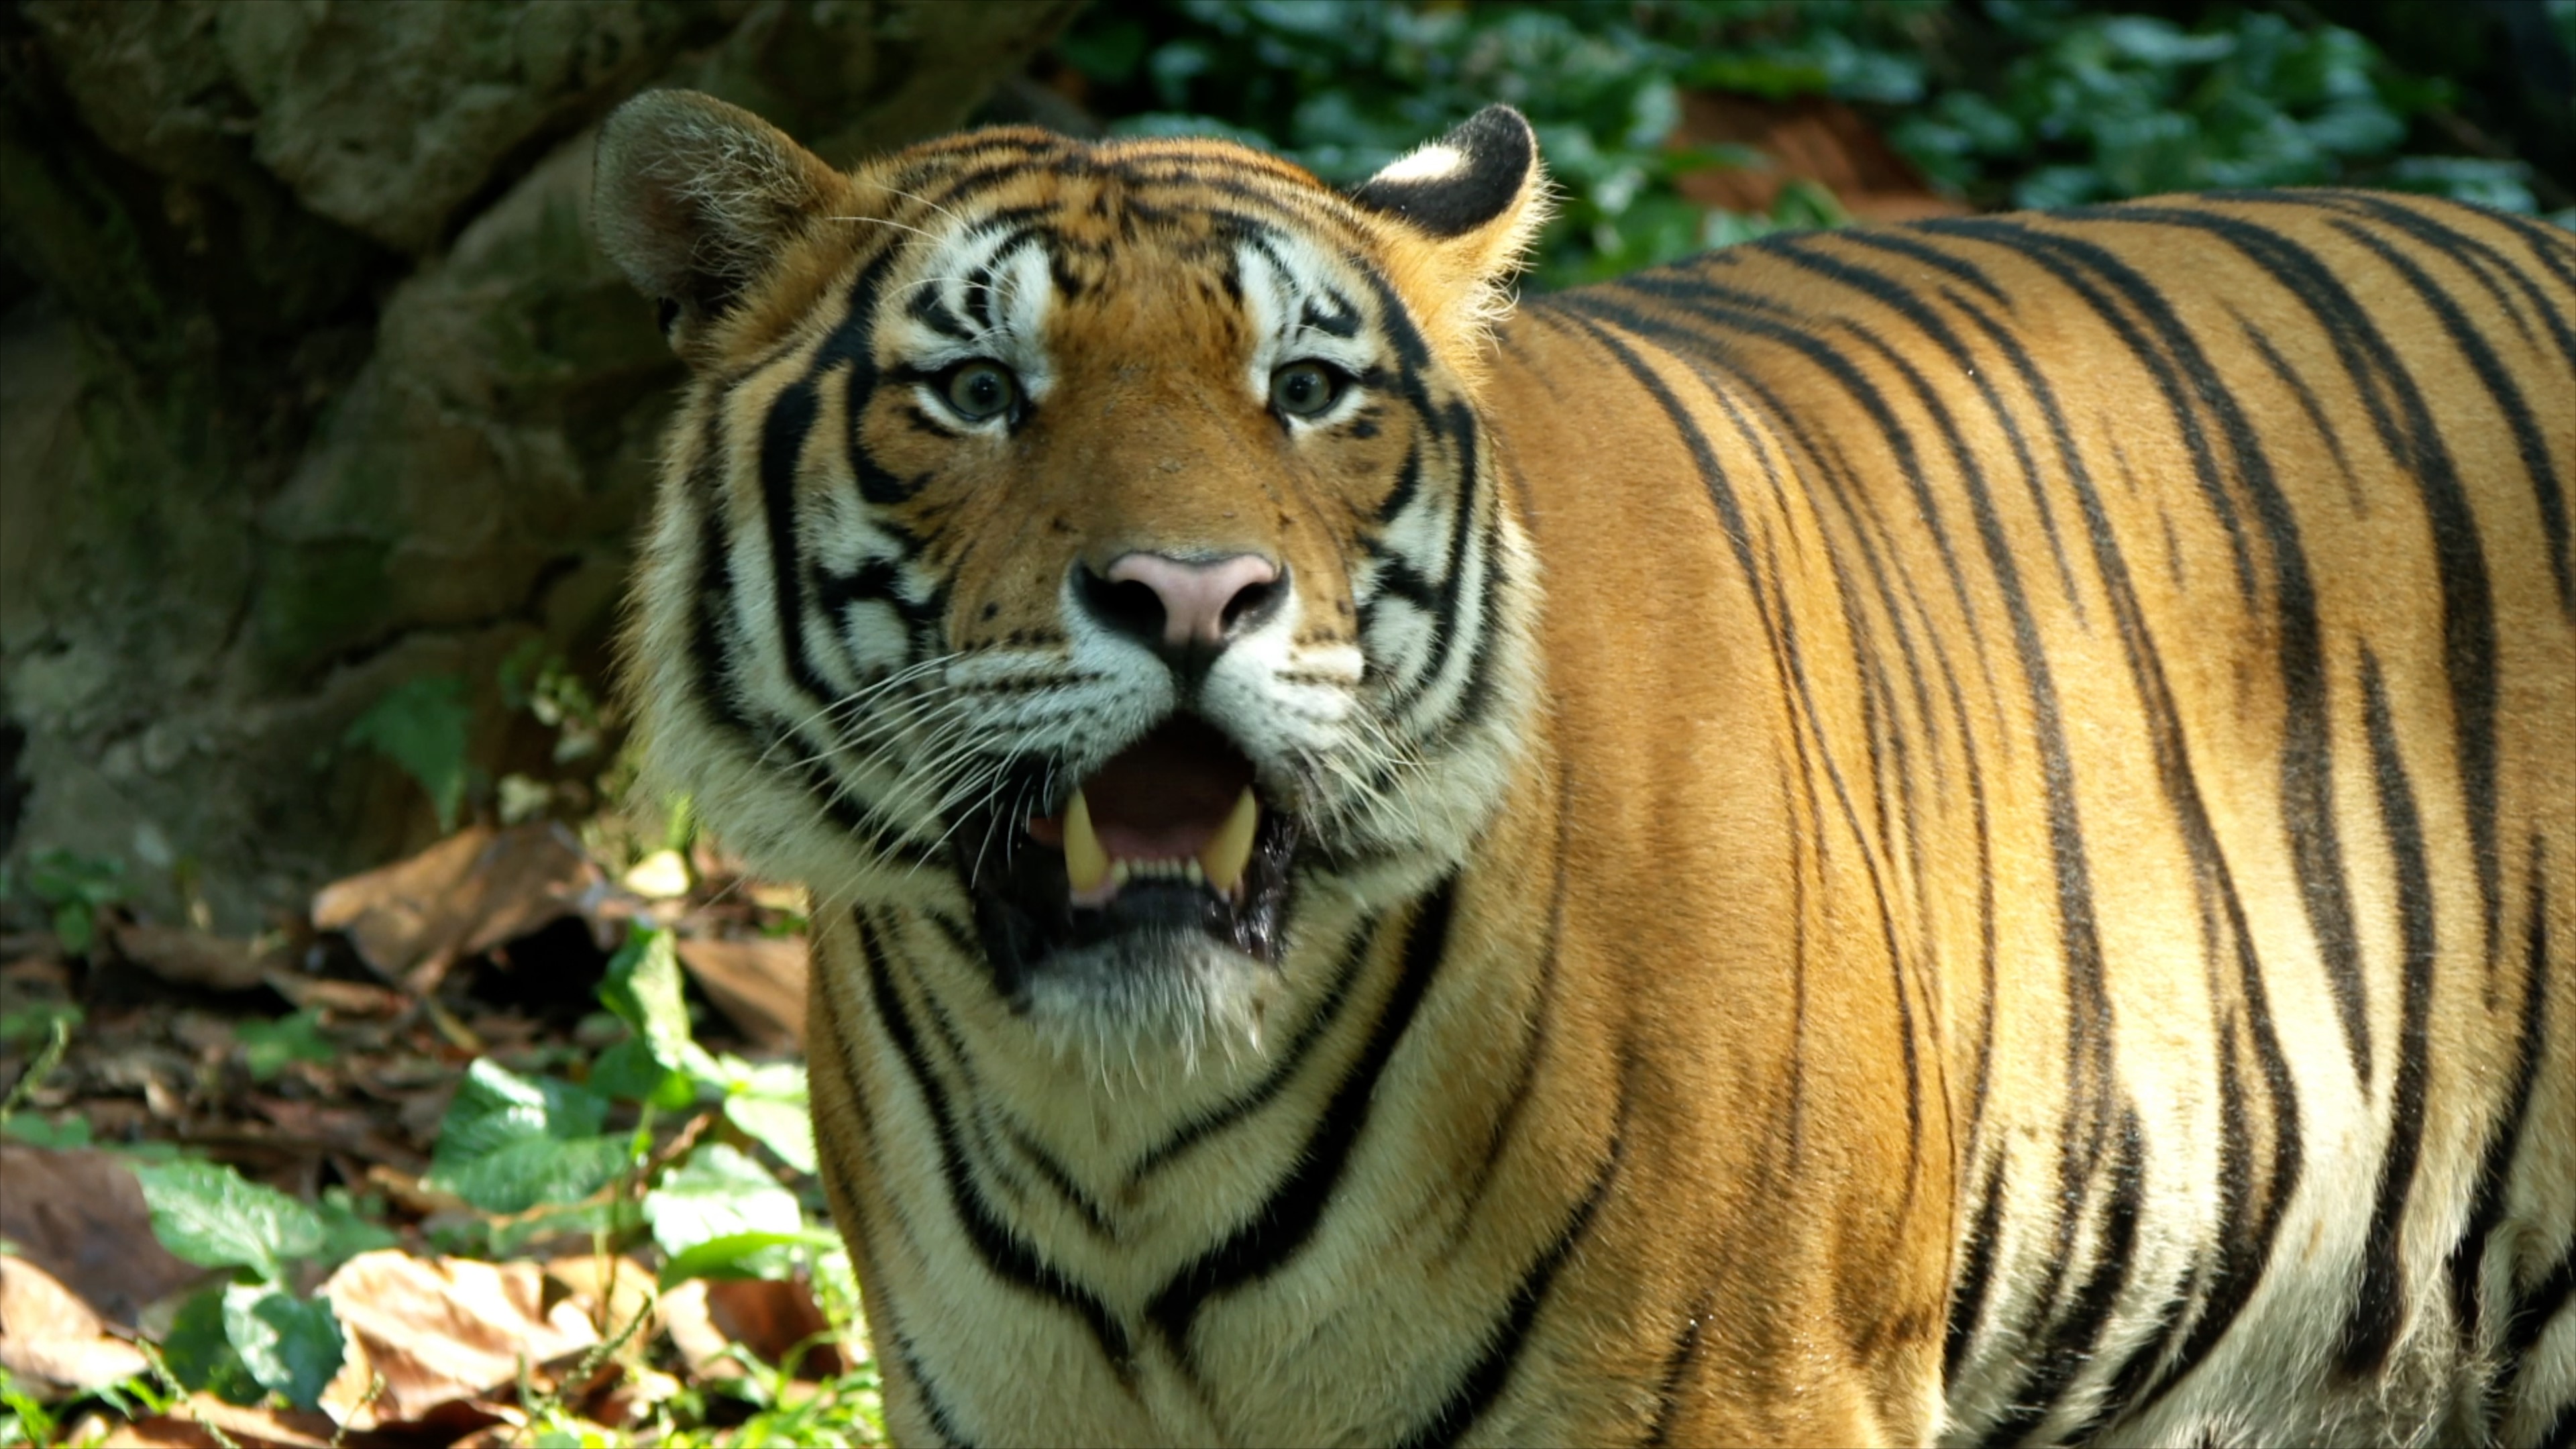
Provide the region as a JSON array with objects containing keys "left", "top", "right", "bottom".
[{"left": 593, "top": 90, "right": 849, "bottom": 349}]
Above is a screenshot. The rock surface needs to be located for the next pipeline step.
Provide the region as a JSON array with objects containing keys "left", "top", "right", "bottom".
[{"left": 0, "top": 0, "right": 1078, "bottom": 932}]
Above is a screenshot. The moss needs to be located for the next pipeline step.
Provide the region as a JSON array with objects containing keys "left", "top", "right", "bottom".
[{"left": 251, "top": 537, "right": 399, "bottom": 684}]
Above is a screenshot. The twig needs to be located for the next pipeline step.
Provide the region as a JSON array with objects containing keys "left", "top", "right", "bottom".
[
  {"left": 0, "top": 1015, "right": 72, "bottom": 1123},
  {"left": 328, "top": 1371, "right": 384, "bottom": 1449},
  {"left": 129, "top": 1336, "right": 241, "bottom": 1449},
  {"left": 508, "top": 1286, "right": 657, "bottom": 1446}
]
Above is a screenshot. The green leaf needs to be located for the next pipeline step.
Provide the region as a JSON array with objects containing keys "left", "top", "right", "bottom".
[
  {"left": 1, "top": 1377, "right": 58, "bottom": 1445},
  {"left": 590, "top": 1037, "right": 691, "bottom": 1109},
  {"left": 644, "top": 1144, "right": 804, "bottom": 1278},
  {"left": 235, "top": 1011, "right": 333, "bottom": 1083},
  {"left": 433, "top": 1135, "right": 633, "bottom": 1216},
  {"left": 434, "top": 1059, "right": 609, "bottom": 1159},
  {"left": 221, "top": 1283, "right": 345, "bottom": 1411},
  {"left": 712, "top": 1059, "right": 816, "bottom": 1175},
  {"left": 313, "top": 1188, "right": 398, "bottom": 1271},
  {"left": 0, "top": 1115, "right": 91, "bottom": 1149},
  {"left": 343, "top": 675, "right": 473, "bottom": 832},
  {"left": 160, "top": 1287, "right": 264, "bottom": 1405},
  {"left": 133, "top": 1159, "right": 325, "bottom": 1281},
  {"left": 0, "top": 1002, "right": 80, "bottom": 1051},
  {"left": 425, "top": 1060, "right": 629, "bottom": 1214},
  {"left": 657, "top": 1230, "right": 843, "bottom": 1289},
  {"left": 50, "top": 902, "right": 93, "bottom": 957},
  {"left": 600, "top": 928, "right": 711, "bottom": 1069},
  {"left": 28, "top": 849, "right": 124, "bottom": 910},
  {"left": 490, "top": 1197, "right": 633, "bottom": 1258}
]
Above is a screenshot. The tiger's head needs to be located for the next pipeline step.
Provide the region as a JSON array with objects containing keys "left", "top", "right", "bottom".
[{"left": 598, "top": 93, "right": 1548, "bottom": 1044}]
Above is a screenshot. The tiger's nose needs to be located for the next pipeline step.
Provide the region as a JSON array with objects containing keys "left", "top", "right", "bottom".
[{"left": 1076, "top": 551, "right": 1285, "bottom": 658}]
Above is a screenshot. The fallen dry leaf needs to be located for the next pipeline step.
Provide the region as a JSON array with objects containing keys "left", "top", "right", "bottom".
[
  {"left": 0, "top": 1256, "right": 150, "bottom": 1394},
  {"left": 97, "top": 1396, "right": 345, "bottom": 1448},
  {"left": 1672, "top": 91, "right": 1969, "bottom": 223},
  {"left": 105, "top": 922, "right": 285, "bottom": 994},
  {"left": 704, "top": 1277, "right": 846, "bottom": 1379},
  {"left": 542, "top": 1253, "right": 660, "bottom": 1349},
  {"left": 655, "top": 1279, "right": 736, "bottom": 1380},
  {"left": 319, "top": 1250, "right": 599, "bottom": 1430},
  {"left": 674, "top": 934, "right": 808, "bottom": 1049},
  {"left": 260, "top": 972, "right": 409, "bottom": 1017},
  {"left": 311, "top": 824, "right": 597, "bottom": 993},
  {"left": 0, "top": 1145, "right": 206, "bottom": 1326}
]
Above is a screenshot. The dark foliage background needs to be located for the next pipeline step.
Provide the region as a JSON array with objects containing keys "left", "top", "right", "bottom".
[{"left": 0, "top": 5, "right": 2568, "bottom": 1442}]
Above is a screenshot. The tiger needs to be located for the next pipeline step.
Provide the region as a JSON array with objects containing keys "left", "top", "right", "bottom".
[{"left": 594, "top": 88, "right": 2575, "bottom": 1447}]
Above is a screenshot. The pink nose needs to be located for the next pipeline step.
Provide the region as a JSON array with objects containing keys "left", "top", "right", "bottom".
[{"left": 1102, "top": 551, "right": 1281, "bottom": 649}]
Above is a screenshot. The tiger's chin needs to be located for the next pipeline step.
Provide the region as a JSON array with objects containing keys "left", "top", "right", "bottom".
[{"left": 1012, "top": 930, "right": 1287, "bottom": 1071}]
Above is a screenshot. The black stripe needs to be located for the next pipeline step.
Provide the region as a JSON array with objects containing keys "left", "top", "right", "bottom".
[
  {"left": 1937, "top": 280, "right": 2298, "bottom": 1423},
  {"left": 2339, "top": 651, "right": 2439, "bottom": 1379},
  {"left": 1943, "top": 1154, "right": 2010, "bottom": 1383},
  {"left": 1447, "top": 764, "right": 1576, "bottom": 1230},
  {"left": 1832, "top": 226, "right": 2012, "bottom": 305},
  {"left": 1550, "top": 308, "right": 1918, "bottom": 1166},
  {"left": 910, "top": 978, "right": 1116, "bottom": 1239},
  {"left": 1767, "top": 239, "right": 2089, "bottom": 625},
  {"left": 893, "top": 1331, "right": 977, "bottom": 1448},
  {"left": 1146, "top": 877, "right": 1457, "bottom": 1353},
  {"left": 2506, "top": 1248, "right": 2574, "bottom": 1375},
  {"left": 2448, "top": 843, "right": 2552, "bottom": 1430},
  {"left": 2318, "top": 197, "right": 2575, "bottom": 615},
  {"left": 1918, "top": 227, "right": 2304, "bottom": 1420},
  {"left": 1572, "top": 272, "right": 1982, "bottom": 624},
  {"left": 1123, "top": 916, "right": 1378, "bottom": 1184},
  {"left": 1393, "top": 1104, "right": 1625, "bottom": 1449},
  {"left": 2233, "top": 311, "right": 2360, "bottom": 504},
  {"left": 2332, "top": 214, "right": 2534, "bottom": 967},
  {"left": 1974, "top": 1106, "right": 2145, "bottom": 1448},
  {"left": 1640, "top": 1297, "right": 1713, "bottom": 1448},
  {"left": 758, "top": 382, "right": 834, "bottom": 702},
  {"left": 855, "top": 910, "right": 1134, "bottom": 1377},
  {"left": 2108, "top": 204, "right": 2504, "bottom": 976},
  {"left": 1960, "top": 217, "right": 2369, "bottom": 1093}
]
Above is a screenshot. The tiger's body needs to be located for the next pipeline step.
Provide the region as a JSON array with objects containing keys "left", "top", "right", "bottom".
[{"left": 596, "top": 93, "right": 2575, "bottom": 1447}]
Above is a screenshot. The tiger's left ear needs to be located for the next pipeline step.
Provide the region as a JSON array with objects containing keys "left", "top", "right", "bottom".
[{"left": 1348, "top": 106, "right": 1550, "bottom": 366}]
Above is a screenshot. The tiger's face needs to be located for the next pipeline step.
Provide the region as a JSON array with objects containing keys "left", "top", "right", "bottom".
[{"left": 599, "top": 98, "right": 1549, "bottom": 1040}]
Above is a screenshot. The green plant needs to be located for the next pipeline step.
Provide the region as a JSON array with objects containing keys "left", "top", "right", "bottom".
[
  {"left": 129, "top": 1159, "right": 386, "bottom": 1411},
  {"left": 500, "top": 641, "right": 609, "bottom": 766},
  {"left": 24, "top": 851, "right": 124, "bottom": 957},
  {"left": 0, "top": 1007, "right": 78, "bottom": 1146},
  {"left": 232, "top": 1010, "right": 333, "bottom": 1083},
  {"left": 91, "top": 922, "right": 870, "bottom": 1436},
  {"left": 1889, "top": 2, "right": 2551, "bottom": 213},
  {"left": 343, "top": 675, "right": 474, "bottom": 832}
]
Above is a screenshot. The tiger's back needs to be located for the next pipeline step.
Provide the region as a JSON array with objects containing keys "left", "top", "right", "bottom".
[
  {"left": 594, "top": 90, "right": 2574, "bottom": 1445},
  {"left": 1491, "top": 191, "right": 2575, "bottom": 1444}
]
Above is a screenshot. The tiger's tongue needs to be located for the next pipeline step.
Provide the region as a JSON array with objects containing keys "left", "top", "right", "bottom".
[{"left": 1030, "top": 716, "right": 1254, "bottom": 860}]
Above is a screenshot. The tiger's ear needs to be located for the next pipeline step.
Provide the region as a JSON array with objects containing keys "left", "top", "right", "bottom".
[
  {"left": 1348, "top": 106, "right": 1550, "bottom": 365},
  {"left": 594, "top": 89, "right": 849, "bottom": 349}
]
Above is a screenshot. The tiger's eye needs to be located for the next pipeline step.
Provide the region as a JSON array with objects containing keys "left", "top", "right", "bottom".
[
  {"left": 1271, "top": 362, "right": 1341, "bottom": 419},
  {"left": 945, "top": 362, "right": 1018, "bottom": 422}
]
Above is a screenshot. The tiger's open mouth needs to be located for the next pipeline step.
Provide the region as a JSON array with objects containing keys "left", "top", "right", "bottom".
[{"left": 960, "top": 714, "right": 1299, "bottom": 991}]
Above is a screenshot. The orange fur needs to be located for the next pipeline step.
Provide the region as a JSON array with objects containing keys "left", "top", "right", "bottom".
[{"left": 600, "top": 92, "right": 2576, "bottom": 1446}]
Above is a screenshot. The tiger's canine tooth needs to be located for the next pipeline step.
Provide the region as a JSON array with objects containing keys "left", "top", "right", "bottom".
[
  {"left": 1199, "top": 788, "right": 1259, "bottom": 894},
  {"left": 1064, "top": 788, "right": 1110, "bottom": 894}
]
